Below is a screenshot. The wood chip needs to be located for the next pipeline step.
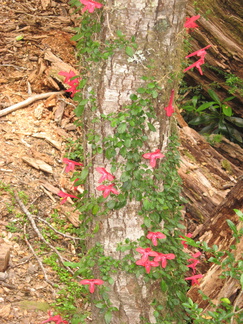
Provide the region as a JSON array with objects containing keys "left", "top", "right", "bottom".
[
  {"left": 22, "top": 157, "right": 53, "bottom": 174},
  {"left": 0, "top": 244, "right": 11, "bottom": 272}
]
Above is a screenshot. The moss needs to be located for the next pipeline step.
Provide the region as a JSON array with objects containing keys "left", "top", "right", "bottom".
[{"left": 221, "top": 159, "right": 232, "bottom": 174}]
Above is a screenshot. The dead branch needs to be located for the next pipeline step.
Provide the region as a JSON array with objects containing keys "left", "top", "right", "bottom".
[
  {"left": 34, "top": 215, "right": 84, "bottom": 240},
  {"left": 0, "top": 91, "right": 65, "bottom": 118},
  {"left": 23, "top": 224, "right": 55, "bottom": 288},
  {"left": 13, "top": 191, "right": 76, "bottom": 276}
]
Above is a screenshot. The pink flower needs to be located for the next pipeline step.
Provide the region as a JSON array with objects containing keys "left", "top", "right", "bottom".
[
  {"left": 187, "top": 251, "right": 202, "bottom": 274},
  {"left": 79, "top": 279, "right": 104, "bottom": 293},
  {"left": 153, "top": 253, "right": 176, "bottom": 268},
  {"left": 58, "top": 70, "right": 81, "bottom": 97},
  {"left": 186, "top": 45, "right": 211, "bottom": 60},
  {"left": 41, "top": 311, "right": 69, "bottom": 324},
  {"left": 96, "top": 183, "right": 119, "bottom": 198},
  {"left": 185, "top": 274, "right": 203, "bottom": 285},
  {"left": 57, "top": 191, "right": 78, "bottom": 204},
  {"left": 96, "top": 167, "right": 115, "bottom": 183},
  {"left": 136, "top": 259, "right": 159, "bottom": 274},
  {"left": 63, "top": 158, "right": 83, "bottom": 173},
  {"left": 184, "top": 57, "right": 205, "bottom": 75},
  {"left": 142, "top": 149, "right": 165, "bottom": 168},
  {"left": 147, "top": 231, "right": 166, "bottom": 246},
  {"left": 164, "top": 89, "right": 175, "bottom": 117},
  {"left": 180, "top": 233, "right": 193, "bottom": 249},
  {"left": 79, "top": 0, "right": 102, "bottom": 13},
  {"left": 136, "top": 247, "right": 158, "bottom": 263},
  {"left": 184, "top": 45, "right": 211, "bottom": 75},
  {"left": 184, "top": 15, "right": 200, "bottom": 32}
]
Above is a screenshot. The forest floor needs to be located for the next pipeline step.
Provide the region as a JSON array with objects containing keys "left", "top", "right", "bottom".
[{"left": 0, "top": 1, "right": 86, "bottom": 323}]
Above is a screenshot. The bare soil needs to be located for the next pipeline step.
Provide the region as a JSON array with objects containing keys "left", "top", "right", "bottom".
[{"left": 0, "top": 1, "right": 84, "bottom": 323}]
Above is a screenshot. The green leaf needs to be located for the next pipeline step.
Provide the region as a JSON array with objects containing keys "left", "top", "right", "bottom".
[
  {"left": 226, "top": 219, "right": 237, "bottom": 234},
  {"left": 117, "top": 123, "right": 127, "bottom": 133},
  {"left": 74, "top": 105, "right": 85, "bottom": 117},
  {"left": 137, "top": 87, "right": 146, "bottom": 94},
  {"left": 152, "top": 90, "right": 158, "bottom": 98},
  {"left": 116, "top": 30, "right": 123, "bottom": 37},
  {"left": 92, "top": 205, "right": 99, "bottom": 215},
  {"left": 189, "top": 115, "right": 215, "bottom": 126},
  {"left": 107, "top": 200, "right": 116, "bottom": 209},
  {"left": 16, "top": 35, "right": 24, "bottom": 41},
  {"left": 130, "top": 94, "right": 138, "bottom": 101},
  {"left": 225, "top": 117, "right": 243, "bottom": 127},
  {"left": 208, "top": 89, "right": 221, "bottom": 105},
  {"left": 222, "top": 104, "right": 232, "bottom": 116},
  {"left": 240, "top": 273, "right": 243, "bottom": 289},
  {"left": 96, "top": 302, "right": 105, "bottom": 309},
  {"left": 143, "top": 217, "right": 151, "bottom": 227},
  {"left": 80, "top": 167, "right": 89, "bottom": 181},
  {"left": 105, "top": 311, "right": 112, "bottom": 324},
  {"left": 148, "top": 123, "right": 156, "bottom": 132},
  {"left": 196, "top": 102, "right": 215, "bottom": 112},
  {"left": 143, "top": 199, "right": 150, "bottom": 210},
  {"left": 125, "top": 46, "right": 134, "bottom": 57},
  {"left": 160, "top": 280, "right": 167, "bottom": 292}
]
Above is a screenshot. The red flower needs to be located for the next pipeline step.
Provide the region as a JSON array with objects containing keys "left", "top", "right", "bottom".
[
  {"left": 79, "top": 279, "right": 104, "bottom": 293},
  {"left": 79, "top": 0, "right": 102, "bottom": 13},
  {"left": 58, "top": 70, "right": 81, "bottom": 97},
  {"left": 185, "top": 274, "right": 203, "bottom": 285},
  {"left": 41, "top": 311, "right": 69, "bottom": 324},
  {"left": 142, "top": 149, "right": 165, "bottom": 168},
  {"left": 186, "top": 45, "right": 211, "bottom": 60},
  {"left": 180, "top": 233, "right": 193, "bottom": 249},
  {"left": 136, "top": 247, "right": 158, "bottom": 263},
  {"left": 184, "top": 15, "right": 200, "bottom": 32},
  {"left": 153, "top": 253, "right": 175, "bottom": 268},
  {"left": 96, "top": 183, "right": 119, "bottom": 198},
  {"left": 184, "top": 45, "right": 211, "bottom": 75},
  {"left": 136, "top": 259, "right": 159, "bottom": 274},
  {"left": 57, "top": 191, "right": 78, "bottom": 204},
  {"left": 63, "top": 158, "right": 83, "bottom": 173},
  {"left": 183, "top": 57, "right": 205, "bottom": 75},
  {"left": 147, "top": 231, "right": 166, "bottom": 246},
  {"left": 187, "top": 251, "right": 201, "bottom": 274},
  {"left": 164, "top": 89, "right": 175, "bottom": 117},
  {"left": 96, "top": 167, "right": 115, "bottom": 183}
]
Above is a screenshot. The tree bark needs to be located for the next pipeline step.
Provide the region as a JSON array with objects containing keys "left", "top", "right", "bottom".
[{"left": 81, "top": 1, "right": 188, "bottom": 323}]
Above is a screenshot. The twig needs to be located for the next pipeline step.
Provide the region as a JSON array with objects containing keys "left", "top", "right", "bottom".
[
  {"left": 23, "top": 224, "right": 55, "bottom": 288},
  {"left": 230, "top": 290, "right": 243, "bottom": 324},
  {"left": 34, "top": 215, "right": 84, "bottom": 240},
  {"left": 0, "top": 91, "right": 65, "bottom": 117},
  {"left": 14, "top": 191, "right": 76, "bottom": 276}
]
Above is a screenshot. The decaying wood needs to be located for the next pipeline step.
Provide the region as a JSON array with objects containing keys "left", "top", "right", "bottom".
[
  {"left": 178, "top": 126, "right": 242, "bottom": 226},
  {"left": 187, "top": 179, "right": 243, "bottom": 314},
  {"left": 0, "top": 244, "right": 11, "bottom": 272},
  {"left": 22, "top": 156, "right": 53, "bottom": 174},
  {"left": 0, "top": 91, "right": 64, "bottom": 118},
  {"left": 185, "top": 0, "right": 243, "bottom": 117}
]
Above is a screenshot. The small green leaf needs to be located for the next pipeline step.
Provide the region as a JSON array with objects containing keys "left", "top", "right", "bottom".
[
  {"left": 240, "top": 273, "right": 243, "bottom": 289},
  {"left": 148, "top": 123, "right": 156, "bottom": 132},
  {"left": 137, "top": 87, "right": 146, "bottom": 94},
  {"left": 143, "top": 199, "right": 150, "bottom": 210},
  {"left": 226, "top": 219, "right": 237, "bottom": 234},
  {"left": 80, "top": 167, "right": 89, "bottom": 181},
  {"left": 105, "top": 311, "right": 112, "bottom": 324},
  {"left": 222, "top": 104, "right": 232, "bottom": 116},
  {"left": 152, "top": 90, "right": 158, "bottom": 98},
  {"left": 160, "top": 280, "right": 167, "bottom": 292},
  {"left": 125, "top": 46, "right": 134, "bottom": 57},
  {"left": 92, "top": 205, "right": 99, "bottom": 215},
  {"left": 16, "top": 35, "right": 24, "bottom": 41},
  {"left": 96, "top": 302, "right": 105, "bottom": 309},
  {"left": 117, "top": 123, "right": 127, "bottom": 133},
  {"left": 208, "top": 89, "right": 221, "bottom": 105},
  {"left": 196, "top": 102, "right": 215, "bottom": 112},
  {"left": 116, "top": 30, "right": 123, "bottom": 37},
  {"left": 130, "top": 94, "right": 138, "bottom": 101},
  {"left": 107, "top": 200, "right": 116, "bottom": 209}
]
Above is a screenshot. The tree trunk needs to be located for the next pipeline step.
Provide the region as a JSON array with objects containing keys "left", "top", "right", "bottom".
[{"left": 80, "top": 1, "right": 188, "bottom": 323}]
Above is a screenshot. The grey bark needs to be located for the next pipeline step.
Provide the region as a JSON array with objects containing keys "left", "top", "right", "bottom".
[{"left": 83, "top": 1, "right": 188, "bottom": 323}]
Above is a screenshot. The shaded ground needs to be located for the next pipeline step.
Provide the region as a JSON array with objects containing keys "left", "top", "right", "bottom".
[{"left": 0, "top": 1, "right": 84, "bottom": 323}]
